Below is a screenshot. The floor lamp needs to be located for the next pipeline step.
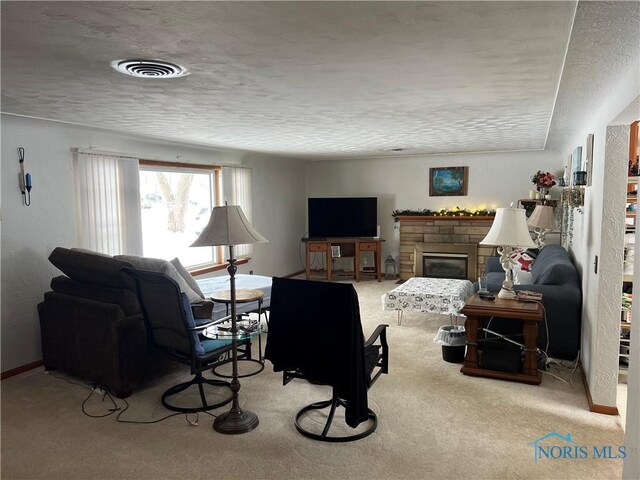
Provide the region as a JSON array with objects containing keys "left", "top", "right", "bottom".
[
  {"left": 480, "top": 207, "right": 536, "bottom": 299},
  {"left": 191, "top": 204, "right": 268, "bottom": 434}
]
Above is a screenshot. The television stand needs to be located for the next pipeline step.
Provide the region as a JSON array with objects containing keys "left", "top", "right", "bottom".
[{"left": 303, "top": 238, "right": 385, "bottom": 282}]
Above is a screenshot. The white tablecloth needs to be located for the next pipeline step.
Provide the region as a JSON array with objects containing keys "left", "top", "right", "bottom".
[{"left": 381, "top": 277, "right": 474, "bottom": 315}]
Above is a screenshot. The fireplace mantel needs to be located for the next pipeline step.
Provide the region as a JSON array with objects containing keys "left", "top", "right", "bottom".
[{"left": 394, "top": 215, "right": 495, "bottom": 222}]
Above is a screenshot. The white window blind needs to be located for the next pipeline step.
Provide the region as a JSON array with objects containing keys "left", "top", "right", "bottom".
[
  {"left": 74, "top": 152, "right": 143, "bottom": 255},
  {"left": 222, "top": 166, "right": 253, "bottom": 257}
]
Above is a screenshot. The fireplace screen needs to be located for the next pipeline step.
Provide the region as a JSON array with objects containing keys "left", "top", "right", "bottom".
[{"left": 422, "top": 253, "right": 468, "bottom": 280}]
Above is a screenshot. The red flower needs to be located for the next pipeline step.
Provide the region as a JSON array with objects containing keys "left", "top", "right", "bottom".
[{"left": 531, "top": 171, "right": 556, "bottom": 190}]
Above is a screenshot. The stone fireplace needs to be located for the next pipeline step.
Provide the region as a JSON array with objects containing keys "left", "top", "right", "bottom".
[{"left": 396, "top": 215, "right": 496, "bottom": 281}]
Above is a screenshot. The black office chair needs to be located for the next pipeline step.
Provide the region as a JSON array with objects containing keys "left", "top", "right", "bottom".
[
  {"left": 123, "top": 267, "right": 252, "bottom": 413},
  {"left": 265, "top": 277, "right": 389, "bottom": 442}
]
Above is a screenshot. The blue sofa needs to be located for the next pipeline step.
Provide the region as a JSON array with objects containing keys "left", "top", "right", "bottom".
[{"left": 481, "top": 244, "right": 582, "bottom": 360}]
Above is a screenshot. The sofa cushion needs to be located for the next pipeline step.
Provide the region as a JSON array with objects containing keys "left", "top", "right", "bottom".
[
  {"left": 49, "top": 247, "right": 135, "bottom": 290},
  {"left": 531, "top": 244, "right": 579, "bottom": 286},
  {"left": 512, "top": 269, "right": 533, "bottom": 285},
  {"left": 115, "top": 255, "right": 203, "bottom": 304},
  {"left": 510, "top": 248, "right": 539, "bottom": 271},
  {"left": 170, "top": 257, "right": 204, "bottom": 299}
]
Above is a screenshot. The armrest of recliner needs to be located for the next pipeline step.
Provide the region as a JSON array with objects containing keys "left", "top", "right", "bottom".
[{"left": 365, "top": 324, "right": 389, "bottom": 382}]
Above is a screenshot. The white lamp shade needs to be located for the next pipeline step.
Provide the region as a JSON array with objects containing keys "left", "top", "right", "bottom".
[
  {"left": 480, "top": 207, "right": 536, "bottom": 248},
  {"left": 527, "top": 205, "right": 557, "bottom": 230},
  {"left": 190, "top": 205, "right": 268, "bottom": 247}
]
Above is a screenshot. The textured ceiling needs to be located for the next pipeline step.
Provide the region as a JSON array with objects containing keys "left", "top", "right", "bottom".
[{"left": 0, "top": 1, "right": 612, "bottom": 159}]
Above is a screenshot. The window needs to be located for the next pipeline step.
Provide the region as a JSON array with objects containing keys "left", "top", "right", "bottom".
[
  {"left": 139, "top": 161, "right": 221, "bottom": 268},
  {"left": 75, "top": 151, "right": 253, "bottom": 271}
]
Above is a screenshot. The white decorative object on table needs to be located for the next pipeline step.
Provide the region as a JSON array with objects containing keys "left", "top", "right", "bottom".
[
  {"left": 381, "top": 277, "right": 474, "bottom": 325},
  {"left": 480, "top": 207, "right": 536, "bottom": 299}
]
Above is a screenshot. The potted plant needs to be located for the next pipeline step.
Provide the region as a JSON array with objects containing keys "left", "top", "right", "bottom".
[{"left": 560, "top": 187, "right": 584, "bottom": 245}]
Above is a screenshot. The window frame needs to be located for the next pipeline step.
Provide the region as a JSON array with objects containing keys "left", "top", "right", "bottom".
[{"left": 138, "top": 159, "right": 242, "bottom": 275}]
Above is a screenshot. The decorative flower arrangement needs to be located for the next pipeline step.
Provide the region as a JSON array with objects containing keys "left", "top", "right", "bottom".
[{"left": 531, "top": 171, "right": 556, "bottom": 192}]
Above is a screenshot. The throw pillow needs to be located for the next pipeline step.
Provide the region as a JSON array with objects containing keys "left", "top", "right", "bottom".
[
  {"left": 512, "top": 269, "right": 533, "bottom": 285},
  {"left": 510, "top": 248, "right": 539, "bottom": 272},
  {"left": 170, "top": 257, "right": 205, "bottom": 299},
  {"left": 115, "top": 255, "right": 203, "bottom": 304}
]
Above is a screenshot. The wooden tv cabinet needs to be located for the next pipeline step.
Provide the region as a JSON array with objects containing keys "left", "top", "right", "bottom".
[{"left": 303, "top": 238, "right": 384, "bottom": 282}]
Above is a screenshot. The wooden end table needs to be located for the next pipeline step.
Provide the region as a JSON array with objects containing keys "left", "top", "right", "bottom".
[{"left": 460, "top": 294, "right": 543, "bottom": 385}]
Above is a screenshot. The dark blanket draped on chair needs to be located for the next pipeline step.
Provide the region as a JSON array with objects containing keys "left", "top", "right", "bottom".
[{"left": 265, "top": 277, "right": 387, "bottom": 431}]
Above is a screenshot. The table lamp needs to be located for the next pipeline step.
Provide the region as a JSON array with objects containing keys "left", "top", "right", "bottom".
[
  {"left": 527, "top": 205, "right": 556, "bottom": 248},
  {"left": 191, "top": 204, "right": 267, "bottom": 434},
  {"left": 480, "top": 207, "right": 536, "bottom": 299}
]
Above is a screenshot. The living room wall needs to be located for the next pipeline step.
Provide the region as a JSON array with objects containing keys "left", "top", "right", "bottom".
[
  {"left": 0, "top": 114, "right": 306, "bottom": 372},
  {"left": 305, "top": 149, "right": 561, "bottom": 262}
]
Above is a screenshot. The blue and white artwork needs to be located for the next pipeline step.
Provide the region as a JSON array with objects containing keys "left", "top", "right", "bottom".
[{"left": 429, "top": 166, "right": 468, "bottom": 196}]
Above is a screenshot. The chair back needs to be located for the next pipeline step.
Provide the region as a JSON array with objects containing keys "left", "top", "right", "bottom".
[
  {"left": 122, "top": 267, "right": 196, "bottom": 356},
  {"left": 265, "top": 277, "right": 369, "bottom": 425}
]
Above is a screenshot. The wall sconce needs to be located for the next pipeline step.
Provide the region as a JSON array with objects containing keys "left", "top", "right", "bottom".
[{"left": 18, "top": 147, "right": 32, "bottom": 206}]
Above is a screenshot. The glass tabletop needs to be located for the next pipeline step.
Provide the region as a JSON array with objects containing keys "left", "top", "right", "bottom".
[{"left": 203, "top": 318, "right": 263, "bottom": 340}]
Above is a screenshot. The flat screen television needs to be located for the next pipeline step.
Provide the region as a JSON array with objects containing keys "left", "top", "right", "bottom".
[{"left": 308, "top": 197, "right": 377, "bottom": 239}]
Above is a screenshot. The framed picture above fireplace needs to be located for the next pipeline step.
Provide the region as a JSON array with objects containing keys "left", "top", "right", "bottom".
[{"left": 429, "top": 166, "right": 468, "bottom": 196}]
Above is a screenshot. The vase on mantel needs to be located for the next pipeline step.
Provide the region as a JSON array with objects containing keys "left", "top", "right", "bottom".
[{"left": 538, "top": 187, "right": 548, "bottom": 198}]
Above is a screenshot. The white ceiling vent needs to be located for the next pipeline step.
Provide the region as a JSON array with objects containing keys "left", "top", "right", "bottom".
[{"left": 111, "top": 59, "right": 189, "bottom": 78}]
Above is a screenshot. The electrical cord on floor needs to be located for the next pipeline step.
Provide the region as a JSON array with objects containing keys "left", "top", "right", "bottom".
[
  {"left": 539, "top": 351, "right": 581, "bottom": 386},
  {"left": 81, "top": 387, "right": 122, "bottom": 418},
  {"left": 540, "top": 368, "right": 572, "bottom": 385},
  {"left": 79, "top": 384, "right": 230, "bottom": 427}
]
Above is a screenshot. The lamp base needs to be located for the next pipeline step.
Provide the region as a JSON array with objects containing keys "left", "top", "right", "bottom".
[
  {"left": 533, "top": 228, "right": 547, "bottom": 248},
  {"left": 213, "top": 409, "right": 259, "bottom": 435},
  {"left": 497, "top": 288, "right": 517, "bottom": 300}
]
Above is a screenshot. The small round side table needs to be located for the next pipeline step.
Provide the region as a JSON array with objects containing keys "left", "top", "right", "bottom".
[{"left": 208, "top": 289, "right": 265, "bottom": 378}]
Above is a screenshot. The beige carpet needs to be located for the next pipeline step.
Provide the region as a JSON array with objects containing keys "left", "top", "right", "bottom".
[{"left": 1, "top": 278, "right": 625, "bottom": 480}]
